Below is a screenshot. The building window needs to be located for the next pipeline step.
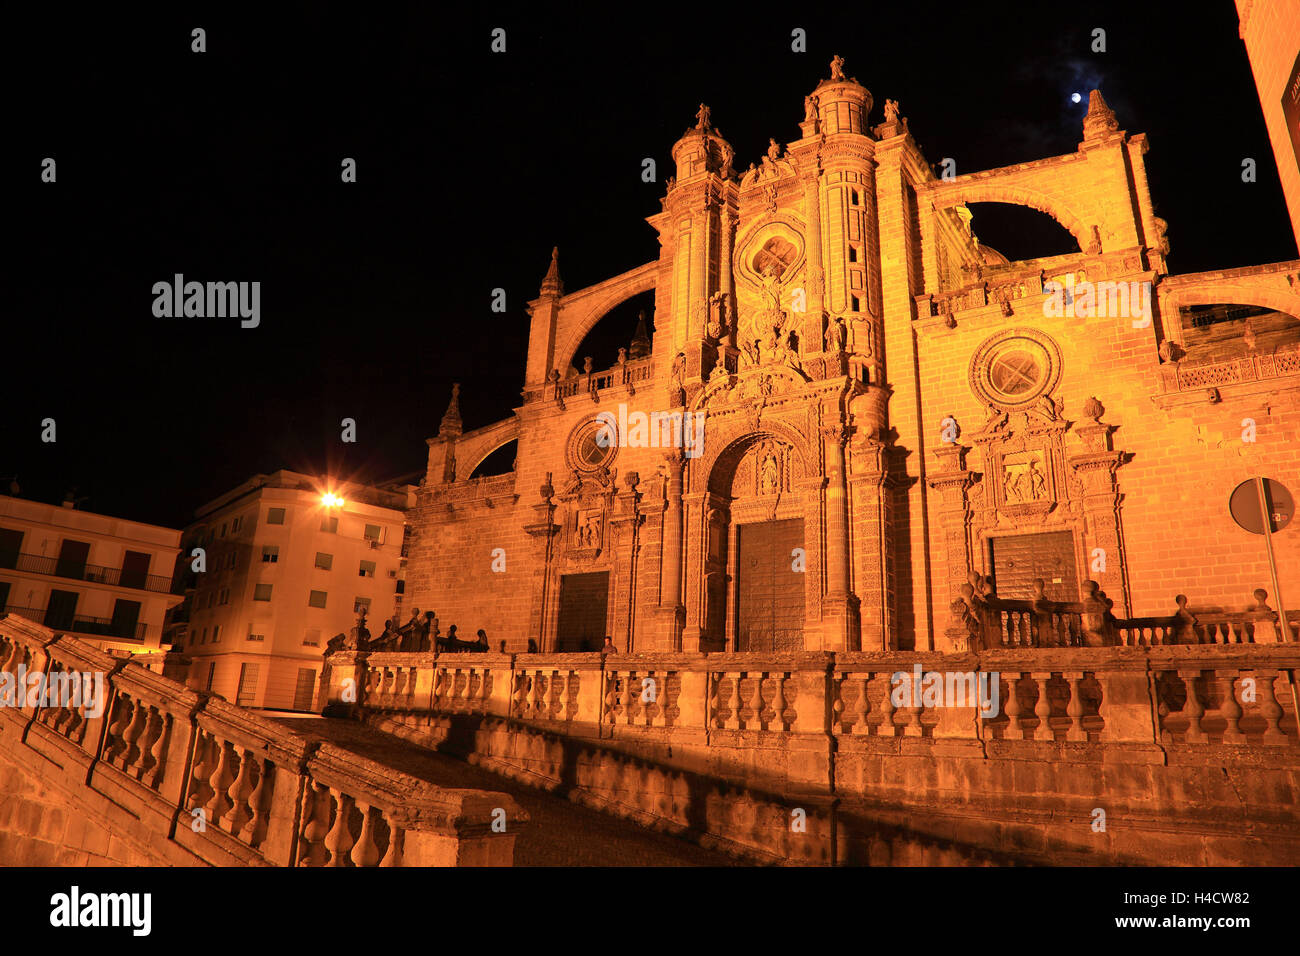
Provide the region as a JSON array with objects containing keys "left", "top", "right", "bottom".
[
  {"left": 308, "top": 590, "right": 328, "bottom": 609},
  {"left": 212, "top": 625, "right": 221, "bottom": 643},
  {"left": 220, "top": 522, "right": 227, "bottom": 537},
  {"left": 200, "top": 627, "right": 208, "bottom": 644},
  {"left": 231, "top": 516, "right": 242, "bottom": 533},
  {"left": 267, "top": 508, "right": 286, "bottom": 525},
  {"left": 851, "top": 189, "right": 859, "bottom": 205},
  {"left": 262, "top": 546, "right": 279, "bottom": 563},
  {"left": 304, "top": 628, "right": 321, "bottom": 647},
  {"left": 396, "top": 579, "right": 405, "bottom": 594},
  {"left": 849, "top": 246, "right": 858, "bottom": 263},
  {"left": 229, "top": 552, "right": 238, "bottom": 569},
  {"left": 358, "top": 560, "right": 376, "bottom": 578},
  {"left": 315, "top": 552, "right": 334, "bottom": 571},
  {"left": 851, "top": 295, "right": 861, "bottom": 312},
  {"left": 219, "top": 588, "right": 230, "bottom": 605},
  {"left": 354, "top": 597, "right": 371, "bottom": 614},
  {"left": 248, "top": 632, "right": 265, "bottom": 642},
  {"left": 321, "top": 516, "right": 339, "bottom": 534},
  {"left": 254, "top": 583, "right": 273, "bottom": 601},
  {"left": 364, "top": 523, "right": 382, "bottom": 542}
]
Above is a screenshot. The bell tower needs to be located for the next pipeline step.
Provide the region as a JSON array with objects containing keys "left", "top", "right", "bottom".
[{"left": 647, "top": 104, "right": 740, "bottom": 401}]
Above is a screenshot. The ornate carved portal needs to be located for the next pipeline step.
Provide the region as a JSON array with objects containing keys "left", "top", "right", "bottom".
[
  {"left": 928, "top": 396, "right": 1131, "bottom": 637},
  {"left": 686, "top": 428, "right": 818, "bottom": 653}
]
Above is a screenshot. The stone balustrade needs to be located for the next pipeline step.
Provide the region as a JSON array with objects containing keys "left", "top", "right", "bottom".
[
  {"left": 0, "top": 614, "right": 525, "bottom": 866},
  {"left": 336, "top": 643, "right": 1300, "bottom": 751},
  {"left": 948, "top": 581, "right": 1298, "bottom": 650}
]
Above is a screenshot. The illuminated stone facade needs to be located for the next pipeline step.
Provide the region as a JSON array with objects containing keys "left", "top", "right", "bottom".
[{"left": 408, "top": 59, "right": 1300, "bottom": 654}]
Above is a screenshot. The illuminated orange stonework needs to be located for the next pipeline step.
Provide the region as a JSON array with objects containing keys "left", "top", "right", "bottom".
[{"left": 408, "top": 60, "right": 1300, "bottom": 656}]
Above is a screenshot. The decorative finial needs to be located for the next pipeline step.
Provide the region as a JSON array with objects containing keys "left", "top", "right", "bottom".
[
  {"left": 439, "top": 383, "right": 463, "bottom": 438},
  {"left": 540, "top": 246, "right": 563, "bottom": 296},
  {"left": 1082, "top": 89, "right": 1119, "bottom": 140},
  {"left": 1082, "top": 396, "right": 1105, "bottom": 422}
]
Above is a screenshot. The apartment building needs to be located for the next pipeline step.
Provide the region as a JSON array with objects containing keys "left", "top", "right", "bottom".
[
  {"left": 0, "top": 494, "right": 183, "bottom": 654},
  {"left": 177, "top": 470, "right": 414, "bottom": 710}
]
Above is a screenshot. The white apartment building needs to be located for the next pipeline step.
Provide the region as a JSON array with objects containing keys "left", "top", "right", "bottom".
[{"left": 177, "top": 470, "right": 414, "bottom": 710}]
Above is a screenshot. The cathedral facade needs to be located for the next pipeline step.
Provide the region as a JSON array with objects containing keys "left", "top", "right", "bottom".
[{"left": 407, "top": 58, "right": 1300, "bottom": 654}]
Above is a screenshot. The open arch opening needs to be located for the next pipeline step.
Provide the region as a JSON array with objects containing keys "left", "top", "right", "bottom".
[
  {"left": 467, "top": 439, "right": 517, "bottom": 479},
  {"left": 966, "top": 202, "right": 1080, "bottom": 262},
  {"left": 1177, "top": 303, "right": 1300, "bottom": 362},
  {"left": 563, "top": 290, "right": 656, "bottom": 375}
]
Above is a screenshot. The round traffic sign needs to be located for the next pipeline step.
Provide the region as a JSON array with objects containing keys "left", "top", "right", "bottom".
[{"left": 1229, "top": 478, "right": 1294, "bottom": 535}]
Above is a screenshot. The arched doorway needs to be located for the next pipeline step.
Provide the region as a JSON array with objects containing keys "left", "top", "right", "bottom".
[{"left": 700, "top": 432, "right": 809, "bottom": 651}]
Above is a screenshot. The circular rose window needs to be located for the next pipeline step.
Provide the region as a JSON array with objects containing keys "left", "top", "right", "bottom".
[
  {"left": 567, "top": 419, "right": 618, "bottom": 473},
  {"left": 970, "top": 330, "right": 1061, "bottom": 408}
]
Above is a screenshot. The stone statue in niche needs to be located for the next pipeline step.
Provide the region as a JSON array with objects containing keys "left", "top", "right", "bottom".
[
  {"left": 761, "top": 453, "right": 780, "bottom": 495},
  {"left": 767, "top": 138, "right": 781, "bottom": 163},
  {"left": 707, "top": 291, "right": 727, "bottom": 340},
  {"left": 803, "top": 95, "right": 819, "bottom": 122}
]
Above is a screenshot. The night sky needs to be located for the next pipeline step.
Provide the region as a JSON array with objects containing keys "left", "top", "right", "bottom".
[{"left": 6, "top": 2, "right": 1294, "bottom": 530}]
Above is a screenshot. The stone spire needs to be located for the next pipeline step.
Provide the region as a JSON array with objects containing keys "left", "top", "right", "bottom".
[
  {"left": 438, "top": 383, "right": 463, "bottom": 438},
  {"left": 1081, "top": 89, "right": 1119, "bottom": 141},
  {"left": 629, "top": 310, "right": 652, "bottom": 360},
  {"left": 539, "top": 246, "right": 563, "bottom": 297}
]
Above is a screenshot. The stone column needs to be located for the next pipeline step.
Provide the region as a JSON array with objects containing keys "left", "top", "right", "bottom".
[
  {"left": 821, "top": 424, "right": 860, "bottom": 649},
  {"left": 655, "top": 450, "right": 687, "bottom": 651}
]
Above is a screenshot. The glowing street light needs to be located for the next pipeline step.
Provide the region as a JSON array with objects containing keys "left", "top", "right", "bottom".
[{"left": 322, "top": 493, "right": 345, "bottom": 507}]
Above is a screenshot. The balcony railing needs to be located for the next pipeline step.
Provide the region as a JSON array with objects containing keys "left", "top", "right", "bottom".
[
  {"left": 2, "top": 604, "right": 146, "bottom": 642},
  {"left": 0, "top": 550, "right": 176, "bottom": 594}
]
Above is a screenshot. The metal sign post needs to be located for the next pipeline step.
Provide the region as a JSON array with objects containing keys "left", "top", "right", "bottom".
[{"left": 1230, "top": 477, "right": 1294, "bottom": 641}]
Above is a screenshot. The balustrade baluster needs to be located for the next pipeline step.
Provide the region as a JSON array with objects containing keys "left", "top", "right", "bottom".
[
  {"left": 207, "top": 740, "right": 236, "bottom": 827},
  {"left": 773, "top": 673, "right": 788, "bottom": 731},
  {"left": 749, "top": 672, "right": 765, "bottom": 729},
  {"left": 1179, "top": 670, "right": 1206, "bottom": 742},
  {"left": 1003, "top": 673, "right": 1025, "bottom": 739},
  {"left": 324, "top": 788, "right": 355, "bottom": 866},
  {"left": 350, "top": 802, "right": 382, "bottom": 867},
  {"left": 1254, "top": 670, "right": 1286, "bottom": 743},
  {"left": 137, "top": 707, "right": 163, "bottom": 781},
  {"left": 298, "top": 782, "right": 331, "bottom": 866},
  {"left": 1032, "top": 673, "right": 1054, "bottom": 740},
  {"left": 379, "top": 824, "right": 402, "bottom": 866},
  {"left": 1066, "top": 673, "right": 1087, "bottom": 742},
  {"left": 1219, "top": 674, "right": 1245, "bottom": 742},
  {"left": 226, "top": 746, "right": 255, "bottom": 837},
  {"left": 105, "top": 696, "right": 132, "bottom": 763},
  {"left": 904, "top": 671, "right": 924, "bottom": 737},
  {"left": 724, "top": 673, "right": 742, "bottom": 730},
  {"left": 246, "top": 758, "right": 269, "bottom": 847},
  {"left": 187, "top": 732, "right": 215, "bottom": 812},
  {"left": 855, "top": 674, "right": 871, "bottom": 735},
  {"left": 876, "top": 673, "right": 896, "bottom": 736}
]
